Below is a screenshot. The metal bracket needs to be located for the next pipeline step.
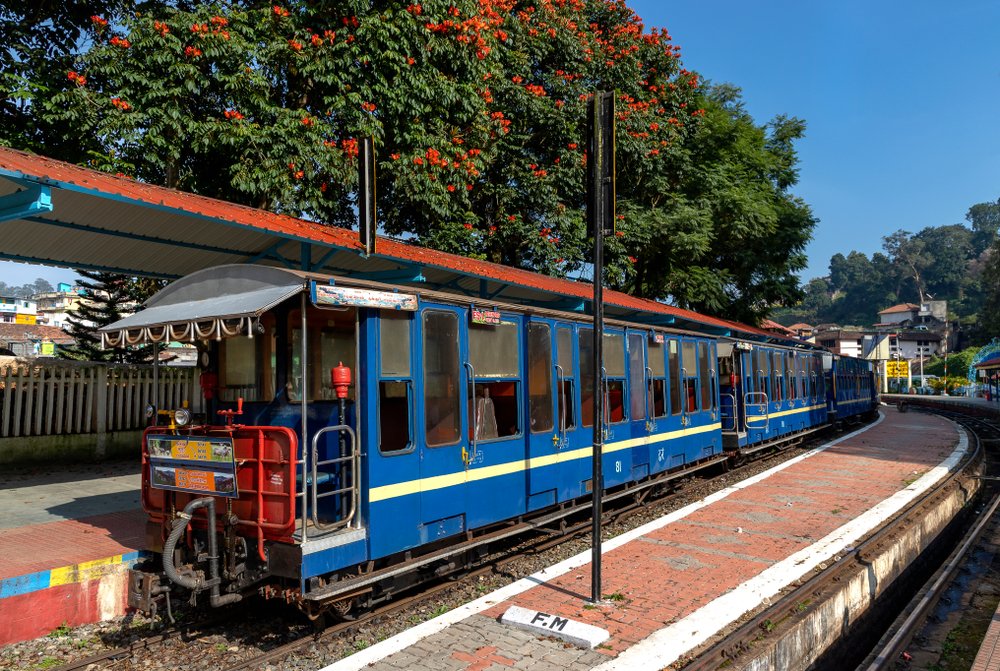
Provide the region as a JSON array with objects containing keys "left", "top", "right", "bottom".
[{"left": 0, "top": 183, "right": 53, "bottom": 222}]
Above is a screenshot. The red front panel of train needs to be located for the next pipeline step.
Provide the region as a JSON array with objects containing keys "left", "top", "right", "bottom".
[{"left": 140, "top": 426, "right": 299, "bottom": 545}]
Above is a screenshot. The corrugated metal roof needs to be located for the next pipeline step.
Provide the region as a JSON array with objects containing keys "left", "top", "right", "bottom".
[{"left": 0, "top": 147, "right": 792, "bottom": 344}]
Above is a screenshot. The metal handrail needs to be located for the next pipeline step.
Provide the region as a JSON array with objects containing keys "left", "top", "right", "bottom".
[
  {"left": 309, "top": 424, "right": 359, "bottom": 532},
  {"left": 680, "top": 367, "right": 690, "bottom": 424},
  {"left": 554, "top": 363, "right": 566, "bottom": 447},
  {"left": 463, "top": 362, "right": 478, "bottom": 466},
  {"left": 645, "top": 366, "right": 655, "bottom": 431},
  {"left": 745, "top": 391, "right": 770, "bottom": 430},
  {"left": 720, "top": 393, "right": 738, "bottom": 431}
]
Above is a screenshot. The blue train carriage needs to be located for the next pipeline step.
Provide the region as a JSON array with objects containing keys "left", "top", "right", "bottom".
[
  {"left": 825, "top": 354, "right": 879, "bottom": 423},
  {"left": 108, "top": 265, "right": 725, "bottom": 618},
  {"left": 717, "top": 340, "right": 828, "bottom": 454}
]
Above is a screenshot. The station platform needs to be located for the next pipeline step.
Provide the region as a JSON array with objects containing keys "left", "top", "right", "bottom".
[
  {"left": 321, "top": 407, "right": 966, "bottom": 671},
  {"left": 0, "top": 460, "right": 146, "bottom": 645}
]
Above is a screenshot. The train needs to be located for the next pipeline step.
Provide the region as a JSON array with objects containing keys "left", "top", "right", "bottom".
[{"left": 104, "top": 264, "right": 879, "bottom": 621}]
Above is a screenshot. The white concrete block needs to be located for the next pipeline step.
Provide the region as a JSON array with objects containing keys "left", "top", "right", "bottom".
[{"left": 500, "top": 605, "right": 609, "bottom": 649}]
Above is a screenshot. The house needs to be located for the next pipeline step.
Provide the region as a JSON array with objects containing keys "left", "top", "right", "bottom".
[
  {"left": 0, "top": 296, "right": 38, "bottom": 325},
  {"left": 32, "top": 283, "right": 85, "bottom": 328},
  {"left": 0, "top": 323, "right": 75, "bottom": 357},
  {"left": 809, "top": 327, "right": 866, "bottom": 357},
  {"left": 786, "top": 322, "right": 814, "bottom": 339},
  {"left": 875, "top": 300, "right": 954, "bottom": 358}
]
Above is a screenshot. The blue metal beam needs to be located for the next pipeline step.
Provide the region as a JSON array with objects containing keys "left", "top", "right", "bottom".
[
  {"left": 543, "top": 298, "right": 588, "bottom": 312},
  {"left": 0, "top": 185, "right": 53, "bottom": 222},
  {"left": 310, "top": 247, "right": 339, "bottom": 273},
  {"left": 23, "top": 215, "right": 241, "bottom": 257},
  {"left": 300, "top": 242, "right": 312, "bottom": 271},
  {"left": 352, "top": 267, "right": 427, "bottom": 284},
  {"left": 246, "top": 240, "right": 296, "bottom": 269}
]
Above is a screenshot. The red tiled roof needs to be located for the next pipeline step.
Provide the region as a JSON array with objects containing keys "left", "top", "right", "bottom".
[
  {"left": 878, "top": 303, "right": 919, "bottom": 315},
  {"left": 0, "top": 147, "right": 787, "bottom": 344},
  {"left": 0, "top": 323, "right": 74, "bottom": 343},
  {"left": 787, "top": 322, "right": 813, "bottom": 331}
]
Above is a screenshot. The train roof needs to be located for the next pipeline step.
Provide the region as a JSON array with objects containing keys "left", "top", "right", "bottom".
[{"left": 1, "top": 147, "right": 811, "bottom": 349}]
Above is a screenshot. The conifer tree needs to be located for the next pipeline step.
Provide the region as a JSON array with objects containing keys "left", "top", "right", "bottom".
[{"left": 61, "top": 270, "right": 151, "bottom": 363}]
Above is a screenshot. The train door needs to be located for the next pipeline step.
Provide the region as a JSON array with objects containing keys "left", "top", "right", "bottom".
[
  {"left": 718, "top": 342, "right": 744, "bottom": 448},
  {"left": 626, "top": 330, "right": 650, "bottom": 480},
  {"left": 526, "top": 317, "right": 559, "bottom": 510},
  {"left": 662, "top": 337, "right": 687, "bottom": 469},
  {"left": 417, "top": 304, "right": 470, "bottom": 542},
  {"left": 367, "top": 310, "right": 421, "bottom": 557},
  {"left": 744, "top": 346, "right": 770, "bottom": 441},
  {"left": 465, "top": 310, "right": 527, "bottom": 528},
  {"left": 557, "top": 324, "right": 587, "bottom": 501}
]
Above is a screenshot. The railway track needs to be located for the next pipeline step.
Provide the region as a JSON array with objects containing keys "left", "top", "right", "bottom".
[
  {"left": 680, "top": 406, "right": 998, "bottom": 671},
  {"left": 46, "top": 419, "right": 869, "bottom": 671}
]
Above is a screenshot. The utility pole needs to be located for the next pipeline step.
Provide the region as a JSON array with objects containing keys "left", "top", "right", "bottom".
[{"left": 587, "top": 91, "right": 615, "bottom": 605}]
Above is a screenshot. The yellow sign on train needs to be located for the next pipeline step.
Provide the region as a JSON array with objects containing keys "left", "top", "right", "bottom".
[{"left": 886, "top": 360, "right": 909, "bottom": 377}]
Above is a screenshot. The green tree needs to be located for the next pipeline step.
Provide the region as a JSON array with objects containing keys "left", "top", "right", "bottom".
[
  {"left": 967, "top": 199, "right": 1000, "bottom": 257},
  {"left": 17, "top": 0, "right": 812, "bottom": 324},
  {"left": 61, "top": 270, "right": 154, "bottom": 363}
]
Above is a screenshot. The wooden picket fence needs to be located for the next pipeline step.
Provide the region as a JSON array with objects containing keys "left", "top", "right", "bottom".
[{"left": 0, "top": 360, "right": 200, "bottom": 439}]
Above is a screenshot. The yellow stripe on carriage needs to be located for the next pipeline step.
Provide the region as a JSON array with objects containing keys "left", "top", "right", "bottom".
[
  {"left": 368, "top": 422, "right": 722, "bottom": 503},
  {"left": 746, "top": 402, "right": 826, "bottom": 421}
]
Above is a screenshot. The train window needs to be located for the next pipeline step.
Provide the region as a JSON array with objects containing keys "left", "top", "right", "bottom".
[
  {"left": 379, "top": 381, "right": 412, "bottom": 453},
  {"left": 669, "top": 339, "right": 681, "bottom": 414},
  {"left": 378, "top": 313, "right": 413, "bottom": 454},
  {"left": 469, "top": 320, "right": 522, "bottom": 440},
  {"left": 579, "top": 329, "right": 594, "bottom": 427},
  {"left": 380, "top": 312, "right": 411, "bottom": 377},
  {"left": 682, "top": 341, "right": 698, "bottom": 412},
  {"left": 605, "top": 333, "right": 626, "bottom": 423},
  {"left": 528, "top": 324, "right": 553, "bottom": 433},
  {"left": 557, "top": 328, "right": 576, "bottom": 430},
  {"left": 423, "top": 310, "right": 461, "bottom": 447},
  {"left": 648, "top": 338, "right": 666, "bottom": 418},
  {"left": 470, "top": 321, "right": 520, "bottom": 377},
  {"left": 628, "top": 334, "right": 646, "bottom": 422},
  {"left": 698, "top": 342, "right": 712, "bottom": 412},
  {"left": 752, "top": 348, "right": 764, "bottom": 396},
  {"left": 770, "top": 351, "right": 783, "bottom": 402},
  {"left": 786, "top": 352, "right": 796, "bottom": 401}
]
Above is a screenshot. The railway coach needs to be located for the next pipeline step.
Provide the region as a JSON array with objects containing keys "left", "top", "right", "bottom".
[{"left": 104, "top": 264, "right": 874, "bottom": 621}]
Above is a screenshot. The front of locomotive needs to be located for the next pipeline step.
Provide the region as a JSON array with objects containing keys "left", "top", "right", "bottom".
[{"left": 102, "top": 265, "right": 359, "bottom": 620}]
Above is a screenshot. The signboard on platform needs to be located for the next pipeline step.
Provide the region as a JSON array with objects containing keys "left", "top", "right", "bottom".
[
  {"left": 14, "top": 314, "right": 36, "bottom": 325},
  {"left": 312, "top": 283, "right": 417, "bottom": 311},
  {"left": 886, "top": 360, "right": 910, "bottom": 378},
  {"left": 147, "top": 435, "right": 238, "bottom": 498}
]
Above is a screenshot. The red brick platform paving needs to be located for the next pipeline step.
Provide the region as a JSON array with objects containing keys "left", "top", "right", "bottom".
[
  {"left": 482, "top": 410, "right": 958, "bottom": 658},
  {"left": 0, "top": 510, "right": 146, "bottom": 581}
]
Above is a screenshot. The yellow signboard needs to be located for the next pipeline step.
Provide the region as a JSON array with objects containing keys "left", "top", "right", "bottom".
[
  {"left": 886, "top": 360, "right": 910, "bottom": 377},
  {"left": 14, "top": 314, "right": 36, "bottom": 325}
]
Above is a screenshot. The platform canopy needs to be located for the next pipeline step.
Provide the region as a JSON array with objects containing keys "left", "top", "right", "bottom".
[{"left": 0, "top": 147, "right": 801, "bottom": 345}]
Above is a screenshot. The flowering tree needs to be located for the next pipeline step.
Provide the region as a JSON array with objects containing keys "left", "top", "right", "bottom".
[{"left": 8, "top": 0, "right": 813, "bottom": 323}]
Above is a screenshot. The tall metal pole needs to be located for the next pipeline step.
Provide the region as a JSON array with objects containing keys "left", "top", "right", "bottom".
[{"left": 588, "top": 91, "right": 615, "bottom": 604}]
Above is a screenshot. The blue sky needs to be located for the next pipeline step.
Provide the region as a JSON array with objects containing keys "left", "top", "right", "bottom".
[
  {"left": 632, "top": 0, "right": 1000, "bottom": 279},
  {"left": 3, "top": 0, "right": 999, "bottom": 287}
]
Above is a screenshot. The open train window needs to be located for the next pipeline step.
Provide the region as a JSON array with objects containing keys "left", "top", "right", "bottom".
[
  {"left": 605, "top": 332, "right": 626, "bottom": 423},
  {"left": 528, "top": 323, "right": 553, "bottom": 433},
  {"left": 770, "top": 351, "right": 783, "bottom": 402},
  {"left": 557, "top": 328, "right": 576, "bottom": 430},
  {"left": 648, "top": 337, "right": 667, "bottom": 418},
  {"left": 469, "top": 319, "right": 521, "bottom": 440},
  {"left": 423, "top": 310, "right": 461, "bottom": 447},
  {"left": 379, "top": 312, "right": 412, "bottom": 454}
]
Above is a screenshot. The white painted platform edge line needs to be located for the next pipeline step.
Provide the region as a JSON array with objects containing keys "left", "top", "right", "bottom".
[
  {"left": 317, "top": 413, "right": 887, "bottom": 671},
  {"left": 594, "top": 418, "right": 968, "bottom": 671}
]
